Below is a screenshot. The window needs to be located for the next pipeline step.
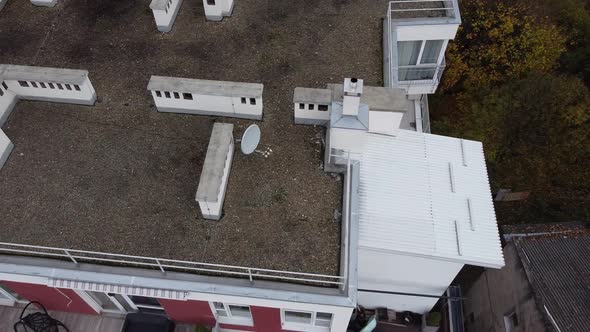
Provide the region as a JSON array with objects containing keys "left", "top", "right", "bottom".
[
  {"left": 207, "top": 0, "right": 215, "bottom": 5},
  {"left": 397, "top": 39, "right": 445, "bottom": 81},
  {"left": 210, "top": 302, "right": 253, "bottom": 326},
  {"left": 309, "top": 104, "right": 314, "bottom": 110},
  {"left": 48, "top": 83, "right": 55, "bottom": 89},
  {"left": 57, "top": 83, "right": 64, "bottom": 90},
  {"left": 173, "top": 92, "right": 180, "bottom": 99},
  {"left": 65, "top": 84, "right": 72, "bottom": 90},
  {"left": 285, "top": 311, "right": 312, "bottom": 324},
  {"left": 182, "top": 93, "right": 193, "bottom": 100},
  {"left": 503, "top": 311, "right": 519, "bottom": 332},
  {"left": 129, "top": 296, "right": 164, "bottom": 311},
  {"left": 164, "top": 91, "right": 171, "bottom": 98},
  {"left": 2, "top": 82, "right": 7, "bottom": 90},
  {"left": 155, "top": 91, "right": 162, "bottom": 97},
  {"left": 315, "top": 312, "right": 333, "bottom": 327},
  {"left": 250, "top": 97, "right": 256, "bottom": 105},
  {"left": 299, "top": 103, "right": 305, "bottom": 110},
  {"left": 74, "top": 84, "right": 81, "bottom": 91},
  {"left": 282, "top": 310, "right": 333, "bottom": 330},
  {"left": 241, "top": 97, "right": 247, "bottom": 104},
  {"left": 40, "top": 82, "right": 47, "bottom": 88},
  {"left": 0, "top": 88, "right": 3, "bottom": 97},
  {"left": 318, "top": 104, "right": 328, "bottom": 111},
  {"left": 31, "top": 82, "right": 38, "bottom": 88},
  {"left": 18, "top": 81, "right": 29, "bottom": 87}
]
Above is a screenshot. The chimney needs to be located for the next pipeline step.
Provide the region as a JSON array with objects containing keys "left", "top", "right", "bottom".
[{"left": 342, "top": 77, "right": 363, "bottom": 116}]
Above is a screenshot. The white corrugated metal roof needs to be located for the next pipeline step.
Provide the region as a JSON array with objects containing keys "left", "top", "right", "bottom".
[{"left": 358, "top": 130, "right": 504, "bottom": 268}]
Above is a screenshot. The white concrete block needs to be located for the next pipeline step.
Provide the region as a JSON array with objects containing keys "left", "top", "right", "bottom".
[
  {"left": 196, "top": 123, "right": 234, "bottom": 220},
  {"left": 0, "top": 130, "right": 13, "bottom": 170},
  {"left": 293, "top": 87, "right": 331, "bottom": 126},
  {"left": 0, "top": 85, "right": 18, "bottom": 127},
  {"left": 0, "top": 64, "right": 97, "bottom": 170},
  {"left": 202, "top": 0, "right": 234, "bottom": 21},
  {"left": 148, "top": 76, "right": 263, "bottom": 120},
  {"left": 30, "top": 0, "right": 57, "bottom": 7},
  {"left": 150, "top": 0, "right": 184, "bottom": 32},
  {"left": 0, "top": 0, "right": 9, "bottom": 11},
  {"left": 1, "top": 65, "right": 96, "bottom": 105}
]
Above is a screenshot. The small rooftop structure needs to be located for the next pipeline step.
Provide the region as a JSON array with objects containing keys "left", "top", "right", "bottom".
[
  {"left": 358, "top": 130, "right": 503, "bottom": 268},
  {"left": 148, "top": 76, "right": 264, "bottom": 120},
  {"left": 195, "top": 123, "right": 234, "bottom": 220}
]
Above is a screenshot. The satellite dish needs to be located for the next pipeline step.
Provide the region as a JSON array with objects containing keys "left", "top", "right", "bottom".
[{"left": 240, "top": 124, "right": 261, "bottom": 155}]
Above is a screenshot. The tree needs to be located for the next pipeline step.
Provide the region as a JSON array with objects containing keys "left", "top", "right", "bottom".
[
  {"left": 436, "top": 74, "right": 590, "bottom": 224},
  {"left": 441, "top": 0, "right": 566, "bottom": 91}
]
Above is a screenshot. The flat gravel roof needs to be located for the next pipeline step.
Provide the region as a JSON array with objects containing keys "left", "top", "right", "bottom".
[{"left": 0, "top": 0, "right": 390, "bottom": 275}]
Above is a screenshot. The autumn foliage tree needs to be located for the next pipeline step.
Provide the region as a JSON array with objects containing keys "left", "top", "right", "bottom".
[
  {"left": 441, "top": 0, "right": 566, "bottom": 91},
  {"left": 431, "top": 0, "right": 590, "bottom": 224}
]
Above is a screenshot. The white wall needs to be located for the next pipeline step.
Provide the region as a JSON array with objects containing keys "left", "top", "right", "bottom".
[
  {"left": 396, "top": 24, "right": 459, "bottom": 41},
  {"left": 202, "top": 0, "right": 234, "bottom": 21},
  {"left": 0, "top": 130, "right": 14, "bottom": 170},
  {"left": 151, "top": 0, "right": 184, "bottom": 32},
  {"left": 0, "top": 86, "right": 17, "bottom": 127},
  {"left": 4, "top": 77, "right": 96, "bottom": 105},
  {"left": 151, "top": 90, "right": 262, "bottom": 120},
  {"left": 294, "top": 102, "right": 330, "bottom": 126},
  {"left": 186, "top": 291, "right": 353, "bottom": 332},
  {"left": 357, "top": 248, "right": 463, "bottom": 313}
]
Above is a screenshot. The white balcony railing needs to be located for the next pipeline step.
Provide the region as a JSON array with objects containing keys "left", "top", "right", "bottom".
[
  {"left": 0, "top": 242, "right": 345, "bottom": 287},
  {"left": 388, "top": 0, "right": 456, "bottom": 20}
]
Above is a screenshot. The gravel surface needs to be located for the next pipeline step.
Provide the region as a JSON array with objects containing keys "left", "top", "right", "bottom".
[{"left": 0, "top": 0, "right": 389, "bottom": 275}]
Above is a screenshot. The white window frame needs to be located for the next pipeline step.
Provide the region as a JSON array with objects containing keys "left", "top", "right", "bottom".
[
  {"left": 209, "top": 302, "right": 254, "bottom": 327},
  {"left": 396, "top": 39, "right": 449, "bottom": 83},
  {"left": 280, "top": 309, "right": 333, "bottom": 331}
]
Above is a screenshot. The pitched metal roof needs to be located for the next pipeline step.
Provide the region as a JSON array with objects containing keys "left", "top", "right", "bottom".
[
  {"left": 515, "top": 231, "right": 590, "bottom": 332},
  {"left": 357, "top": 130, "right": 504, "bottom": 268}
]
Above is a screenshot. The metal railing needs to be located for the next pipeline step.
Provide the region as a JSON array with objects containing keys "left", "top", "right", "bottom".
[
  {"left": 0, "top": 242, "right": 345, "bottom": 287},
  {"left": 388, "top": 0, "right": 456, "bottom": 19}
]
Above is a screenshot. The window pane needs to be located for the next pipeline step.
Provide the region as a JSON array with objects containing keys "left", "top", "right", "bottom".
[
  {"left": 0, "top": 284, "right": 22, "bottom": 300},
  {"left": 229, "top": 305, "right": 251, "bottom": 318},
  {"left": 399, "top": 67, "right": 436, "bottom": 81},
  {"left": 129, "top": 296, "right": 161, "bottom": 308},
  {"left": 285, "top": 311, "right": 312, "bottom": 324},
  {"left": 420, "top": 40, "right": 444, "bottom": 64},
  {"left": 213, "top": 302, "right": 224, "bottom": 309},
  {"left": 316, "top": 312, "right": 333, "bottom": 327},
  {"left": 397, "top": 41, "right": 421, "bottom": 66},
  {"left": 216, "top": 309, "right": 228, "bottom": 317}
]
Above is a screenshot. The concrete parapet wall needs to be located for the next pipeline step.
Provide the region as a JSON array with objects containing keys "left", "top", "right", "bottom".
[{"left": 148, "top": 76, "right": 263, "bottom": 120}]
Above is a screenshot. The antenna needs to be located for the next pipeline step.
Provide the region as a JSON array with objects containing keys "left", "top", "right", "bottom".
[{"left": 240, "top": 124, "right": 261, "bottom": 155}]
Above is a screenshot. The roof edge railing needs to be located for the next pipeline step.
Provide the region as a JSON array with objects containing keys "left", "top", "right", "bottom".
[{"left": 0, "top": 241, "right": 345, "bottom": 287}]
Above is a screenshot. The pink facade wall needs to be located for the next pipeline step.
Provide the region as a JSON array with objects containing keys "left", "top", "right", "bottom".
[
  {"left": 0, "top": 280, "right": 97, "bottom": 315},
  {"left": 159, "top": 298, "right": 216, "bottom": 326}
]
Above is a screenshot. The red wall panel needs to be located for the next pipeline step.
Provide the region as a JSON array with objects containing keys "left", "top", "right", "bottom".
[
  {"left": 0, "top": 280, "right": 97, "bottom": 315},
  {"left": 251, "top": 306, "right": 284, "bottom": 332},
  {"left": 159, "top": 298, "right": 216, "bottom": 326}
]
